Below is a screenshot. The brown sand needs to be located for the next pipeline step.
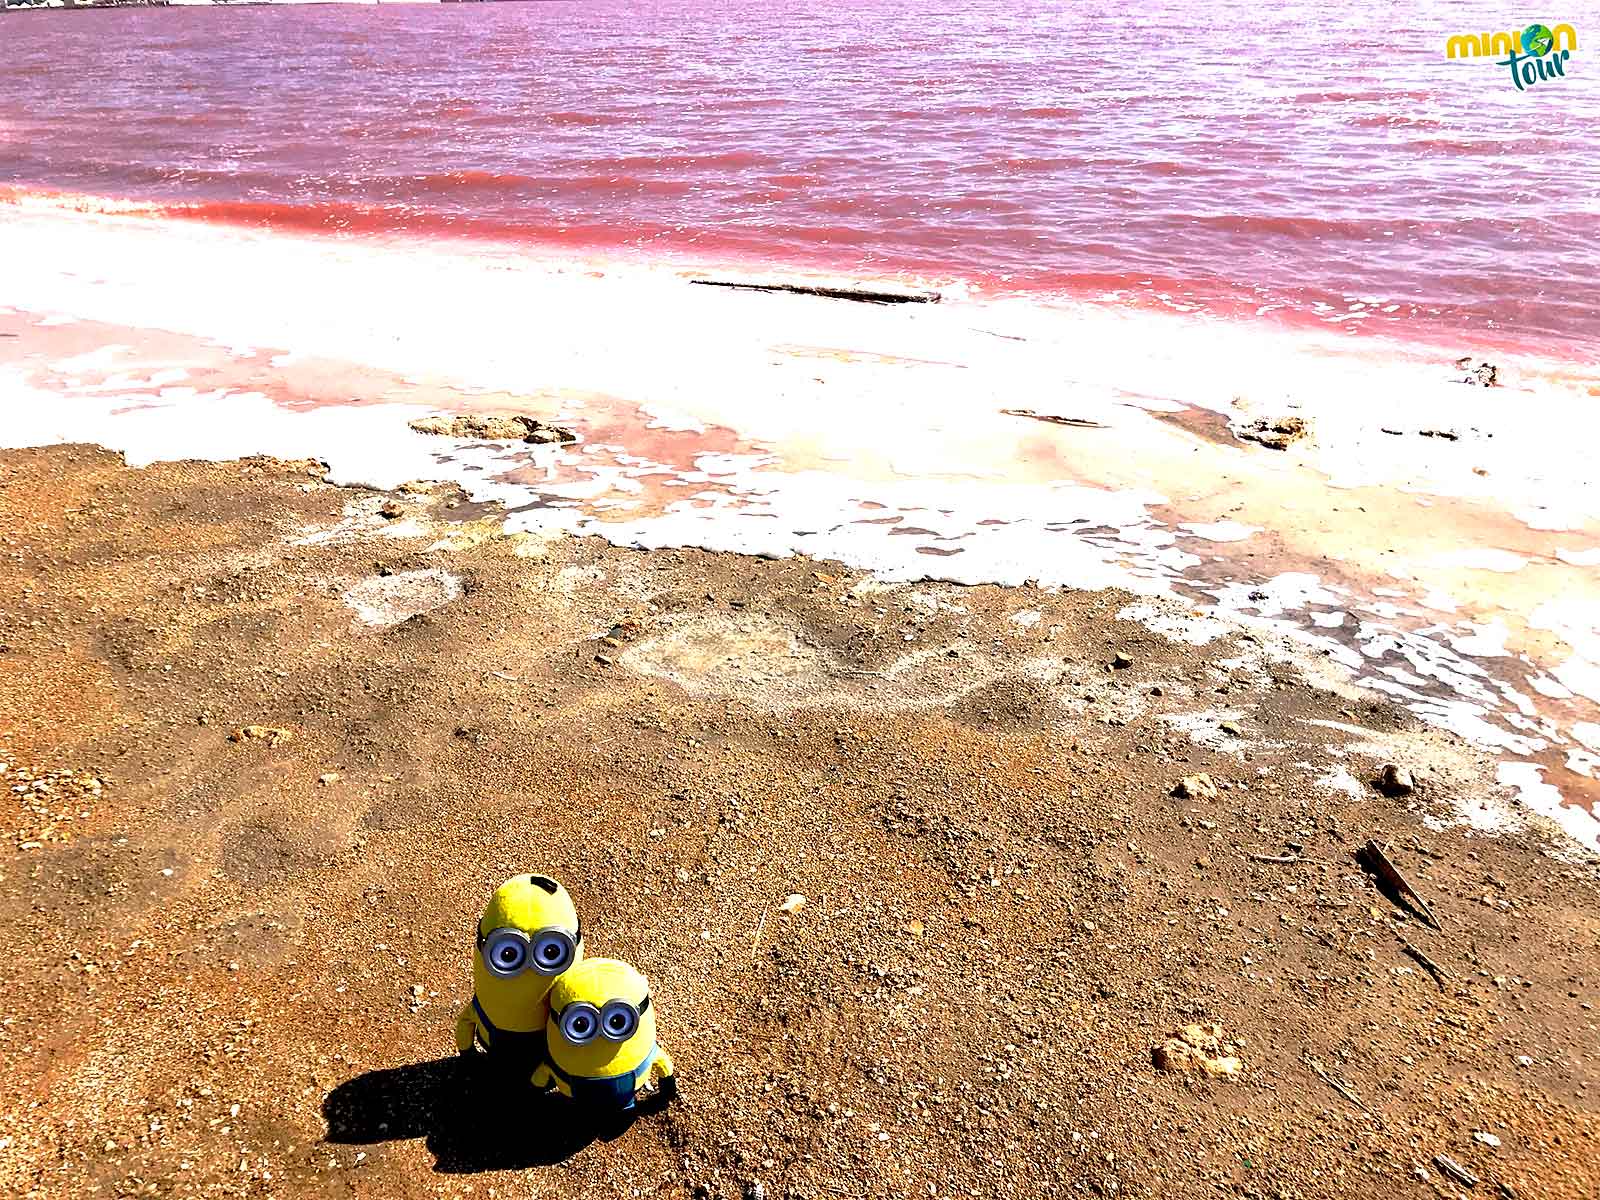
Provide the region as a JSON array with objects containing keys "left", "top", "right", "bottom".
[{"left": 0, "top": 445, "right": 1596, "bottom": 1199}]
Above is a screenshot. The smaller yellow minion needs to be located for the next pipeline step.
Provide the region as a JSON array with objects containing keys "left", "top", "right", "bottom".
[{"left": 533, "top": 958, "right": 676, "bottom": 1112}]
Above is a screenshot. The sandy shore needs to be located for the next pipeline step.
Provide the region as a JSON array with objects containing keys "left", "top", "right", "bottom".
[
  {"left": 3, "top": 204, "right": 1598, "bottom": 846},
  {"left": 1, "top": 444, "right": 1597, "bottom": 1198}
]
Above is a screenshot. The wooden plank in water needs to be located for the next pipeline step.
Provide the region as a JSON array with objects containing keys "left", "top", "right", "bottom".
[{"left": 690, "top": 279, "right": 941, "bottom": 305}]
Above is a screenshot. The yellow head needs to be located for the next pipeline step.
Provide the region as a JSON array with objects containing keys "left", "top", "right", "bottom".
[
  {"left": 470, "top": 873, "right": 583, "bottom": 1033},
  {"left": 546, "top": 958, "right": 658, "bottom": 1080}
]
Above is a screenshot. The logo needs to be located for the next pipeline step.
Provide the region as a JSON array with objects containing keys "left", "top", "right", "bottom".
[{"left": 1445, "top": 22, "right": 1578, "bottom": 90}]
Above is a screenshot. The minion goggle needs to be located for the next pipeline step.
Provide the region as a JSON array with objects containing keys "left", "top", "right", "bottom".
[
  {"left": 475, "top": 922, "right": 581, "bottom": 978},
  {"left": 554, "top": 993, "right": 651, "bottom": 1045}
]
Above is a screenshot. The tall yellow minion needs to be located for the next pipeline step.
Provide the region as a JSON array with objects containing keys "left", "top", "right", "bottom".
[
  {"left": 533, "top": 958, "right": 676, "bottom": 1112},
  {"left": 454, "top": 874, "right": 583, "bottom": 1069}
]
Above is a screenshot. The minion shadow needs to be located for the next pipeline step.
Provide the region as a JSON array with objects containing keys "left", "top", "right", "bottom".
[{"left": 323, "top": 1055, "right": 662, "bottom": 1172}]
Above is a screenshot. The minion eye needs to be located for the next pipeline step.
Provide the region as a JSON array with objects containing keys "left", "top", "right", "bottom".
[
  {"left": 560, "top": 1003, "right": 600, "bottom": 1045},
  {"left": 484, "top": 931, "right": 528, "bottom": 976},
  {"left": 531, "top": 930, "right": 575, "bottom": 975},
  {"left": 600, "top": 1001, "right": 638, "bottom": 1042}
]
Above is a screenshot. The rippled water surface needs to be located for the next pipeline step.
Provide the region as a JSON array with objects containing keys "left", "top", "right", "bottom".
[{"left": 2, "top": 1, "right": 1596, "bottom": 350}]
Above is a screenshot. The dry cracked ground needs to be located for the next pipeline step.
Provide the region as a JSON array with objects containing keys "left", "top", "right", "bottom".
[{"left": 0, "top": 444, "right": 1597, "bottom": 1200}]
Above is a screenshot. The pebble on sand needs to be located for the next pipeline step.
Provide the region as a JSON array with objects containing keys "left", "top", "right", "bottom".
[
  {"left": 1376, "top": 763, "right": 1416, "bottom": 796},
  {"left": 1152, "top": 1022, "right": 1244, "bottom": 1078},
  {"left": 1172, "top": 773, "right": 1219, "bottom": 801}
]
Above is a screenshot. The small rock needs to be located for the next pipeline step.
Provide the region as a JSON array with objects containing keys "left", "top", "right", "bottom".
[
  {"left": 409, "top": 413, "right": 577, "bottom": 444},
  {"left": 1234, "top": 415, "right": 1310, "bottom": 450},
  {"left": 779, "top": 894, "right": 807, "bottom": 914},
  {"left": 1152, "top": 1022, "right": 1243, "bottom": 1078},
  {"left": 1376, "top": 763, "right": 1415, "bottom": 796},
  {"left": 318, "top": 772, "right": 341, "bottom": 786},
  {"left": 377, "top": 500, "right": 405, "bottom": 520},
  {"left": 1110, "top": 652, "right": 1134, "bottom": 670},
  {"left": 1473, "top": 1131, "right": 1501, "bottom": 1148},
  {"left": 1172, "top": 773, "right": 1219, "bottom": 801},
  {"left": 1455, "top": 356, "right": 1499, "bottom": 387},
  {"left": 744, "top": 1183, "right": 766, "bottom": 1200},
  {"left": 1219, "top": 721, "right": 1243, "bottom": 737}
]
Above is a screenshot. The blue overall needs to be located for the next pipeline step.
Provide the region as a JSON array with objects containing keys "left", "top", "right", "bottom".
[
  {"left": 547, "top": 1045, "right": 663, "bottom": 1112},
  {"left": 470, "top": 994, "right": 548, "bottom": 1070}
]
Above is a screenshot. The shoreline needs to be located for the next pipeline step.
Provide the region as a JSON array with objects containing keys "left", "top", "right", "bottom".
[
  {"left": 4, "top": 187, "right": 1597, "bottom": 366},
  {"left": 1, "top": 442, "right": 1597, "bottom": 1197},
  {"left": 2, "top": 204, "right": 1598, "bottom": 848}
]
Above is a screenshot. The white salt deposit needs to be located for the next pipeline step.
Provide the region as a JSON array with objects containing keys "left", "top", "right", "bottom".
[{"left": 342, "top": 569, "right": 463, "bottom": 627}]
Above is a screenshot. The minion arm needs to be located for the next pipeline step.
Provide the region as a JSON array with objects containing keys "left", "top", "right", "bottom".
[
  {"left": 649, "top": 1045, "right": 676, "bottom": 1084},
  {"left": 454, "top": 1002, "right": 478, "bottom": 1054}
]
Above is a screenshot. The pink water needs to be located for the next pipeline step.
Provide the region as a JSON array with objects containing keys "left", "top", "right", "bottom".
[{"left": 1, "top": 1, "right": 1597, "bottom": 351}]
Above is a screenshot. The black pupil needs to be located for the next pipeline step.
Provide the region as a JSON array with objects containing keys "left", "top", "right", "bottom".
[
  {"left": 498, "top": 947, "right": 517, "bottom": 963},
  {"left": 542, "top": 944, "right": 560, "bottom": 960},
  {"left": 609, "top": 1013, "right": 626, "bottom": 1028},
  {"left": 574, "top": 1016, "right": 591, "bottom": 1032}
]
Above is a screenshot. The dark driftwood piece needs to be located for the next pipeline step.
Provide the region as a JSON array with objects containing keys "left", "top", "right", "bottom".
[
  {"left": 1000, "top": 408, "right": 1107, "bottom": 429},
  {"left": 1434, "top": 1154, "right": 1478, "bottom": 1187},
  {"left": 1357, "top": 839, "right": 1441, "bottom": 929},
  {"left": 1307, "top": 1058, "right": 1365, "bottom": 1110},
  {"left": 689, "top": 279, "right": 940, "bottom": 305}
]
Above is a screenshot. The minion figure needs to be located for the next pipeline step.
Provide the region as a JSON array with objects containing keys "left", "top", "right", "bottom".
[
  {"left": 454, "top": 873, "right": 583, "bottom": 1070},
  {"left": 533, "top": 958, "right": 676, "bottom": 1113}
]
